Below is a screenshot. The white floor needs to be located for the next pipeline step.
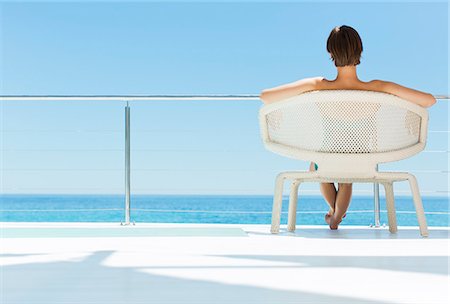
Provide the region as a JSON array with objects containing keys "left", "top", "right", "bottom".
[{"left": 1, "top": 223, "right": 449, "bottom": 304}]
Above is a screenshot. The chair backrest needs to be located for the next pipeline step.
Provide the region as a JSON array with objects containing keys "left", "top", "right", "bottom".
[{"left": 259, "top": 90, "right": 428, "bottom": 176}]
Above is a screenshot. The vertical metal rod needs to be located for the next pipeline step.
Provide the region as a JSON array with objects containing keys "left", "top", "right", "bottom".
[
  {"left": 373, "top": 164, "right": 381, "bottom": 227},
  {"left": 124, "top": 101, "right": 131, "bottom": 225}
]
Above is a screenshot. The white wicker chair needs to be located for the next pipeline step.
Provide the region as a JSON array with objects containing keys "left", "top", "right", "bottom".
[{"left": 259, "top": 90, "right": 429, "bottom": 237}]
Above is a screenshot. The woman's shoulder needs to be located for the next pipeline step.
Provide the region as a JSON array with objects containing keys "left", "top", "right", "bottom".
[
  {"left": 365, "top": 79, "right": 391, "bottom": 90},
  {"left": 311, "top": 76, "right": 333, "bottom": 89},
  {"left": 365, "top": 79, "right": 415, "bottom": 94},
  {"left": 364, "top": 79, "right": 436, "bottom": 108}
]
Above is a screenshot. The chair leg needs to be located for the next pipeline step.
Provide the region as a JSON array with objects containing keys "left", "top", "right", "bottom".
[
  {"left": 407, "top": 174, "right": 429, "bottom": 237},
  {"left": 271, "top": 174, "right": 285, "bottom": 234},
  {"left": 383, "top": 182, "right": 397, "bottom": 233},
  {"left": 287, "top": 180, "right": 301, "bottom": 232}
]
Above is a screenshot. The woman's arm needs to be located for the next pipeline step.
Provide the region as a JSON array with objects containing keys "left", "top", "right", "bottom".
[
  {"left": 259, "top": 77, "right": 323, "bottom": 104},
  {"left": 372, "top": 80, "right": 436, "bottom": 108}
]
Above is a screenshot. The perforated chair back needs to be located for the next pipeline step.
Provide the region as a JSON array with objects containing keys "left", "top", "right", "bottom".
[{"left": 259, "top": 90, "right": 428, "bottom": 176}]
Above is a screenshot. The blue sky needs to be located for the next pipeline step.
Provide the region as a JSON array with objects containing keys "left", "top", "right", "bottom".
[{"left": 0, "top": 0, "right": 448, "bottom": 196}]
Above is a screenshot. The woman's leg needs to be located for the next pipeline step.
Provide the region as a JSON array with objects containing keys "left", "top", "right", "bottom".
[
  {"left": 321, "top": 183, "right": 337, "bottom": 215},
  {"left": 330, "top": 183, "right": 353, "bottom": 229},
  {"left": 309, "top": 162, "right": 337, "bottom": 216}
]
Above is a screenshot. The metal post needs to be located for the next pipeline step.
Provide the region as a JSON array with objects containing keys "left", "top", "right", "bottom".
[
  {"left": 123, "top": 101, "right": 131, "bottom": 225},
  {"left": 373, "top": 164, "right": 381, "bottom": 227}
]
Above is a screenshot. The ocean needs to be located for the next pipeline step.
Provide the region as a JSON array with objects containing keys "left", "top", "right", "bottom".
[{"left": 0, "top": 194, "right": 448, "bottom": 226}]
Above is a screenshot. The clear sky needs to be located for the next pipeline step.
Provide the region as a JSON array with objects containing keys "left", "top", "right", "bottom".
[{"left": 0, "top": 0, "right": 448, "bottom": 196}]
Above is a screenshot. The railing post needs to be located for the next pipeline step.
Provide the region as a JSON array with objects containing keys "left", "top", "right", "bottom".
[
  {"left": 373, "top": 164, "right": 381, "bottom": 227},
  {"left": 123, "top": 100, "right": 131, "bottom": 225}
]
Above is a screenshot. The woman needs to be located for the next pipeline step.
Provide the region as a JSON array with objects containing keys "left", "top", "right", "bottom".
[{"left": 259, "top": 25, "right": 436, "bottom": 230}]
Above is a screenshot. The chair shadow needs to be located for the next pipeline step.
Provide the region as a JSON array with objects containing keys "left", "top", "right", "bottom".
[{"left": 2, "top": 250, "right": 395, "bottom": 304}]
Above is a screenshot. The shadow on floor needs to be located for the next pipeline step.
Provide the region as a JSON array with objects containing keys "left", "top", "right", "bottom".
[
  {"left": 0, "top": 253, "right": 46, "bottom": 258},
  {"left": 211, "top": 254, "right": 449, "bottom": 276},
  {"left": 246, "top": 227, "right": 450, "bottom": 239},
  {"left": 2, "top": 251, "right": 395, "bottom": 304}
]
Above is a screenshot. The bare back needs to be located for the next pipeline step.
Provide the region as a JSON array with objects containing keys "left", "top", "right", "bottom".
[{"left": 316, "top": 78, "right": 378, "bottom": 91}]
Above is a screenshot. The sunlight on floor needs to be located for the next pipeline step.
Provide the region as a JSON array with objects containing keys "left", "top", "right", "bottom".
[{"left": 1, "top": 223, "right": 449, "bottom": 304}]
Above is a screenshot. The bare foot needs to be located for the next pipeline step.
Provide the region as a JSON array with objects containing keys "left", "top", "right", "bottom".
[
  {"left": 329, "top": 214, "right": 343, "bottom": 230},
  {"left": 325, "top": 211, "right": 332, "bottom": 225},
  {"left": 325, "top": 208, "right": 334, "bottom": 225},
  {"left": 325, "top": 210, "right": 346, "bottom": 225}
]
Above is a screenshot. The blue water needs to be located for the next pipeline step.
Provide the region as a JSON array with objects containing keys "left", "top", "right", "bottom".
[{"left": 0, "top": 195, "right": 448, "bottom": 226}]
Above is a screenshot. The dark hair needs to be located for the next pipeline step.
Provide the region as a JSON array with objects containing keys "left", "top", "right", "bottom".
[{"left": 326, "top": 25, "right": 363, "bottom": 67}]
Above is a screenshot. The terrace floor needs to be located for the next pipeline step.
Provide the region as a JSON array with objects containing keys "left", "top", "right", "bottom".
[{"left": 1, "top": 223, "right": 449, "bottom": 304}]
